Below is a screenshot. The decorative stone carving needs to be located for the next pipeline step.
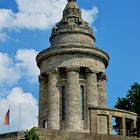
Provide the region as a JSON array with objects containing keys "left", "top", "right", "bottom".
[{"left": 50, "top": 0, "right": 95, "bottom": 47}]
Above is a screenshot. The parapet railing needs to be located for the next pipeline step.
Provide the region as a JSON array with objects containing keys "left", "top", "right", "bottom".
[
  {"left": 89, "top": 107, "right": 138, "bottom": 137},
  {"left": 108, "top": 128, "right": 140, "bottom": 137}
]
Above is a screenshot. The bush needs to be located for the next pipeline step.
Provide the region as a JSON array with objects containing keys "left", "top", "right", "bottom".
[{"left": 24, "top": 128, "right": 39, "bottom": 140}]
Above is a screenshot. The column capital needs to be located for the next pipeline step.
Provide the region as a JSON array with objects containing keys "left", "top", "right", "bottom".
[
  {"left": 65, "top": 66, "right": 80, "bottom": 72},
  {"left": 48, "top": 68, "right": 59, "bottom": 74},
  {"left": 98, "top": 73, "right": 108, "bottom": 81},
  {"left": 85, "top": 68, "right": 98, "bottom": 74},
  {"left": 38, "top": 73, "right": 47, "bottom": 81}
]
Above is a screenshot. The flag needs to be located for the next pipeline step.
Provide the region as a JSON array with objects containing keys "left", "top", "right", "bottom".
[{"left": 4, "top": 109, "right": 10, "bottom": 125}]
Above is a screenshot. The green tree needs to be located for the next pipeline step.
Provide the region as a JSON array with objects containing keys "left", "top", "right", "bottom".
[
  {"left": 115, "top": 82, "right": 140, "bottom": 130},
  {"left": 24, "top": 128, "right": 39, "bottom": 140}
]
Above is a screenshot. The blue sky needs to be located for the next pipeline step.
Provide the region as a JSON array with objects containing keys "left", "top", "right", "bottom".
[{"left": 0, "top": 0, "right": 140, "bottom": 133}]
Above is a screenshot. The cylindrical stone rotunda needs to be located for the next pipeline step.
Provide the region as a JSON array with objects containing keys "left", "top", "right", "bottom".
[{"left": 36, "top": 0, "right": 109, "bottom": 132}]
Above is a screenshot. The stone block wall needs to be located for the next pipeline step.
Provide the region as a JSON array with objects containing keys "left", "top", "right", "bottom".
[
  {"left": 0, "top": 131, "right": 24, "bottom": 140},
  {"left": 0, "top": 129, "right": 140, "bottom": 140}
]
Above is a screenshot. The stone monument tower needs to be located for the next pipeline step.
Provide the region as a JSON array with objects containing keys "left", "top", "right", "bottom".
[
  {"left": 0, "top": 1, "right": 139, "bottom": 139},
  {"left": 36, "top": 0, "right": 109, "bottom": 132}
]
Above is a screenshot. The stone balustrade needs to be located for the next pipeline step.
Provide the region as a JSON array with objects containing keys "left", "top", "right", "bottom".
[{"left": 89, "top": 107, "right": 138, "bottom": 136}]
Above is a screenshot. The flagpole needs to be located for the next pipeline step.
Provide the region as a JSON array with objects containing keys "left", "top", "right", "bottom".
[
  {"left": 19, "top": 104, "right": 21, "bottom": 131},
  {"left": 8, "top": 106, "right": 10, "bottom": 133}
]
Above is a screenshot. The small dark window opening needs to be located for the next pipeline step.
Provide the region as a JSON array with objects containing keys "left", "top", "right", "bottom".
[
  {"left": 62, "top": 86, "right": 65, "bottom": 120},
  {"left": 59, "top": 68, "right": 66, "bottom": 79},
  {"left": 79, "top": 67, "right": 86, "bottom": 79},
  {"left": 80, "top": 85, "right": 84, "bottom": 120}
]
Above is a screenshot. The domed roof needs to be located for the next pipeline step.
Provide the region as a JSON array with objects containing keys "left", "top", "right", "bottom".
[{"left": 50, "top": 0, "right": 95, "bottom": 46}]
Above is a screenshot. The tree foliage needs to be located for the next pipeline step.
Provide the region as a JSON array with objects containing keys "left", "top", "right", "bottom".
[
  {"left": 115, "top": 82, "right": 140, "bottom": 129},
  {"left": 24, "top": 128, "right": 39, "bottom": 140}
]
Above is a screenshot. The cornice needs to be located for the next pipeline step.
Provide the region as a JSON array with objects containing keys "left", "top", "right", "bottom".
[{"left": 36, "top": 46, "right": 109, "bottom": 68}]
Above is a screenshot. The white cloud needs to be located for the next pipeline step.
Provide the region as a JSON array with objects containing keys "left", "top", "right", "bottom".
[
  {"left": 0, "top": 87, "right": 38, "bottom": 133},
  {"left": 0, "top": 49, "right": 39, "bottom": 85},
  {"left": 15, "top": 0, "right": 66, "bottom": 29},
  {"left": 0, "top": 52, "right": 21, "bottom": 85},
  {"left": 0, "top": 0, "right": 66, "bottom": 31},
  {"left": 0, "top": 32, "right": 7, "bottom": 42},
  {"left": 0, "top": 0, "right": 98, "bottom": 41},
  {"left": 15, "top": 49, "right": 39, "bottom": 82},
  {"left": 82, "top": 6, "right": 98, "bottom": 26},
  {"left": 0, "top": 9, "right": 15, "bottom": 29}
]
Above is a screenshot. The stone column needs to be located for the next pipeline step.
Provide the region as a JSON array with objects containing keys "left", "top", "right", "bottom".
[
  {"left": 122, "top": 117, "right": 126, "bottom": 136},
  {"left": 38, "top": 74, "right": 47, "bottom": 128},
  {"left": 86, "top": 69, "right": 98, "bottom": 106},
  {"left": 85, "top": 69, "right": 98, "bottom": 130},
  {"left": 47, "top": 69, "right": 60, "bottom": 130},
  {"left": 108, "top": 115, "right": 112, "bottom": 135},
  {"left": 133, "top": 119, "right": 137, "bottom": 129},
  {"left": 98, "top": 73, "right": 107, "bottom": 107},
  {"left": 65, "top": 68, "right": 81, "bottom": 131}
]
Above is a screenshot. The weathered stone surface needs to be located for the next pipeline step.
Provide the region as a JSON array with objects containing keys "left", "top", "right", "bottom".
[
  {"left": 50, "top": 0, "right": 95, "bottom": 48},
  {"left": 85, "top": 70, "right": 98, "bottom": 130},
  {"left": 51, "top": 32, "right": 94, "bottom": 48},
  {"left": 37, "top": 39, "right": 109, "bottom": 131},
  {"left": 98, "top": 115, "right": 108, "bottom": 134},
  {"left": 1, "top": 0, "right": 138, "bottom": 139},
  {"left": 65, "top": 68, "right": 81, "bottom": 131},
  {"left": 36, "top": 0, "right": 139, "bottom": 137},
  {"left": 98, "top": 73, "right": 107, "bottom": 107},
  {"left": 89, "top": 107, "right": 138, "bottom": 136},
  {"left": 36, "top": 46, "right": 109, "bottom": 71},
  {"left": 1, "top": 129, "right": 140, "bottom": 140},
  {"left": 47, "top": 70, "right": 60, "bottom": 130},
  {"left": 0, "top": 131, "right": 24, "bottom": 140},
  {"left": 86, "top": 70, "right": 98, "bottom": 107},
  {"left": 38, "top": 75, "right": 48, "bottom": 128}
]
